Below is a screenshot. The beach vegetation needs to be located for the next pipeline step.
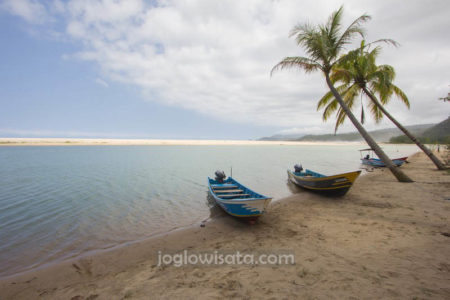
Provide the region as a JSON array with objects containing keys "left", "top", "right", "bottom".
[
  {"left": 439, "top": 91, "right": 449, "bottom": 102},
  {"left": 271, "top": 6, "right": 413, "bottom": 182},
  {"left": 390, "top": 116, "right": 450, "bottom": 146}
]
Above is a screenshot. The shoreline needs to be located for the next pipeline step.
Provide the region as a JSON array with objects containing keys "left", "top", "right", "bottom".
[
  {"left": 0, "top": 220, "right": 203, "bottom": 281},
  {"left": 0, "top": 138, "right": 367, "bottom": 146},
  {"left": 0, "top": 150, "right": 413, "bottom": 280},
  {"left": 0, "top": 163, "right": 384, "bottom": 281},
  {"left": 1, "top": 150, "right": 449, "bottom": 299}
]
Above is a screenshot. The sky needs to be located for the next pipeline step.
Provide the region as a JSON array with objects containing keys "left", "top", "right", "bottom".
[{"left": 0, "top": 0, "right": 449, "bottom": 140}]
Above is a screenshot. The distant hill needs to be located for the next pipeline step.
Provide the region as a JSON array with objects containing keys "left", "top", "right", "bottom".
[
  {"left": 390, "top": 117, "right": 450, "bottom": 144},
  {"left": 299, "top": 124, "right": 433, "bottom": 142},
  {"left": 259, "top": 123, "right": 434, "bottom": 143},
  {"left": 259, "top": 133, "right": 305, "bottom": 141}
]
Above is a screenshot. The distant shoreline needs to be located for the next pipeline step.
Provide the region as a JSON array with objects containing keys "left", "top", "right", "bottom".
[{"left": 0, "top": 138, "right": 366, "bottom": 146}]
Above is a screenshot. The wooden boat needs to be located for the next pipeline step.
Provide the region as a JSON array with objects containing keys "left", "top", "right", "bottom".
[
  {"left": 359, "top": 149, "right": 406, "bottom": 167},
  {"left": 361, "top": 157, "right": 405, "bottom": 167},
  {"left": 287, "top": 166, "right": 361, "bottom": 196},
  {"left": 208, "top": 173, "right": 272, "bottom": 218},
  {"left": 393, "top": 156, "right": 409, "bottom": 162}
]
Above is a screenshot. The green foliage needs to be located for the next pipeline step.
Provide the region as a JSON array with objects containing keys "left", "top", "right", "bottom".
[
  {"left": 420, "top": 116, "right": 450, "bottom": 143},
  {"left": 389, "top": 135, "right": 415, "bottom": 144},
  {"left": 389, "top": 135, "right": 450, "bottom": 144},
  {"left": 390, "top": 117, "right": 450, "bottom": 144},
  {"left": 317, "top": 40, "right": 409, "bottom": 132},
  {"left": 299, "top": 132, "right": 362, "bottom": 142},
  {"left": 271, "top": 6, "right": 370, "bottom": 76}
]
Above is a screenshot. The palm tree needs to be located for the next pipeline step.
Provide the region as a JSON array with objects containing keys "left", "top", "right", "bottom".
[
  {"left": 271, "top": 6, "right": 413, "bottom": 182},
  {"left": 319, "top": 42, "right": 447, "bottom": 170}
]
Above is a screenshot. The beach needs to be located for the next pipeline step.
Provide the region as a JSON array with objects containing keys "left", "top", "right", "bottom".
[
  {"left": 0, "top": 138, "right": 363, "bottom": 146},
  {"left": 0, "top": 150, "right": 449, "bottom": 299}
]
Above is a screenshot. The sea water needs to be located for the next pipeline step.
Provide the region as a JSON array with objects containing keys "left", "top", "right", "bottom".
[{"left": 0, "top": 144, "right": 418, "bottom": 277}]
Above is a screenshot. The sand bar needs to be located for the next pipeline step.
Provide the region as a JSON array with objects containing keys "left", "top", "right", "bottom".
[
  {"left": 0, "top": 150, "right": 449, "bottom": 299},
  {"left": 0, "top": 138, "right": 365, "bottom": 146}
]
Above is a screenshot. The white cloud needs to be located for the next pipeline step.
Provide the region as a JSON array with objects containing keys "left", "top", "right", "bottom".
[
  {"left": 3, "top": 0, "right": 450, "bottom": 134},
  {"left": 277, "top": 126, "right": 325, "bottom": 136},
  {"left": 0, "top": 0, "right": 48, "bottom": 24},
  {"left": 0, "top": 128, "right": 150, "bottom": 138},
  {"left": 95, "top": 77, "right": 109, "bottom": 87}
]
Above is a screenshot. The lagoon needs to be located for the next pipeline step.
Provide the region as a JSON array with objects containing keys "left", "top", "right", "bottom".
[{"left": 0, "top": 144, "right": 418, "bottom": 277}]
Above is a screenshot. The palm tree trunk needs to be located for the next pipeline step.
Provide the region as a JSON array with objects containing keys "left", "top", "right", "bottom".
[
  {"left": 325, "top": 74, "right": 413, "bottom": 182},
  {"left": 362, "top": 87, "right": 447, "bottom": 170}
]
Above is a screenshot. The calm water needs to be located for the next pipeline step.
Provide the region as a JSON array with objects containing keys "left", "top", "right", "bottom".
[{"left": 0, "top": 144, "right": 418, "bottom": 277}]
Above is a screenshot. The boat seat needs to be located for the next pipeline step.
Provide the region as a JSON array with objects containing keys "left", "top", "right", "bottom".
[
  {"left": 219, "top": 194, "right": 250, "bottom": 198},
  {"left": 214, "top": 189, "right": 243, "bottom": 193},
  {"left": 211, "top": 184, "right": 238, "bottom": 189}
]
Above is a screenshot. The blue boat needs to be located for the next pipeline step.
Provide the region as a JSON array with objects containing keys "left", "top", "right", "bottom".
[
  {"left": 361, "top": 157, "right": 405, "bottom": 167},
  {"left": 208, "top": 172, "right": 272, "bottom": 218},
  {"left": 359, "top": 149, "right": 405, "bottom": 167}
]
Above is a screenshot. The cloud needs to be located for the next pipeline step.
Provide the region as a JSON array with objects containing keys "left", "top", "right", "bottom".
[
  {"left": 3, "top": 0, "right": 450, "bottom": 134},
  {"left": 0, "top": 0, "right": 48, "bottom": 24},
  {"left": 277, "top": 126, "right": 326, "bottom": 136},
  {"left": 0, "top": 128, "right": 148, "bottom": 138},
  {"left": 95, "top": 78, "right": 109, "bottom": 87}
]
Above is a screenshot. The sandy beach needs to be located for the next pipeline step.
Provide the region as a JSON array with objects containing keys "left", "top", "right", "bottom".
[
  {"left": 0, "top": 138, "right": 364, "bottom": 147},
  {"left": 0, "top": 150, "right": 449, "bottom": 299}
]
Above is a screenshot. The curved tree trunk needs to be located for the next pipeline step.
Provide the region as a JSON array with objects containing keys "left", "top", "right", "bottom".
[
  {"left": 325, "top": 74, "right": 413, "bottom": 182},
  {"left": 362, "top": 87, "right": 447, "bottom": 170}
]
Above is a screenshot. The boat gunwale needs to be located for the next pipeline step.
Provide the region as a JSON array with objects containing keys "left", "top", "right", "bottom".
[
  {"left": 207, "top": 177, "right": 271, "bottom": 202},
  {"left": 361, "top": 158, "right": 404, "bottom": 167},
  {"left": 288, "top": 169, "right": 361, "bottom": 182}
]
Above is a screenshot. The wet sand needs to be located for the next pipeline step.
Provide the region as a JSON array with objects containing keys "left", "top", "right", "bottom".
[{"left": 0, "top": 150, "right": 449, "bottom": 299}]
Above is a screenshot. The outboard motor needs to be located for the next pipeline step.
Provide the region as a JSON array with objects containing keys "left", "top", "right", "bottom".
[
  {"left": 214, "top": 170, "right": 226, "bottom": 183},
  {"left": 294, "top": 164, "right": 303, "bottom": 173}
]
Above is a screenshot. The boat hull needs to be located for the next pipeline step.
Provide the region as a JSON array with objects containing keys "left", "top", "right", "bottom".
[
  {"left": 287, "top": 169, "right": 361, "bottom": 197},
  {"left": 208, "top": 177, "right": 272, "bottom": 218},
  {"left": 393, "top": 156, "right": 408, "bottom": 161},
  {"left": 361, "top": 158, "right": 404, "bottom": 167},
  {"left": 211, "top": 196, "right": 272, "bottom": 217}
]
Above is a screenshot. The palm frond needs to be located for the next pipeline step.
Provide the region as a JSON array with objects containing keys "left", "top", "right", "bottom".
[
  {"left": 317, "top": 90, "right": 335, "bottom": 110},
  {"left": 335, "top": 13, "right": 371, "bottom": 51},
  {"left": 368, "top": 38, "right": 400, "bottom": 48},
  {"left": 332, "top": 84, "right": 360, "bottom": 132},
  {"left": 326, "top": 6, "right": 344, "bottom": 53},
  {"left": 322, "top": 99, "right": 339, "bottom": 121},
  {"left": 330, "top": 67, "right": 352, "bottom": 83},
  {"left": 368, "top": 98, "right": 384, "bottom": 123},
  {"left": 343, "top": 84, "right": 360, "bottom": 104},
  {"left": 334, "top": 107, "right": 348, "bottom": 133},
  {"left": 390, "top": 84, "right": 410, "bottom": 108},
  {"left": 360, "top": 104, "right": 365, "bottom": 124},
  {"left": 270, "top": 56, "right": 322, "bottom": 76},
  {"left": 317, "top": 84, "right": 349, "bottom": 110}
]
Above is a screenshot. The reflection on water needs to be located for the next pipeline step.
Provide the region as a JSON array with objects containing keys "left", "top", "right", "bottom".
[
  {"left": 286, "top": 178, "right": 305, "bottom": 195},
  {"left": 0, "top": 144, "right": 418, "bottom": 277},
  {"left": 206, "top": 193, "right": 226, "bottom": 219}
]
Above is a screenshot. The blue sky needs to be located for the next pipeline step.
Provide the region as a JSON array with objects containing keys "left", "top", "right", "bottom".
[
  {"left": 0, "top": 9, "right": 280, "bottom": 139},
  {"left": 1, "top": 0, "right": 449, "bottom": 140}
]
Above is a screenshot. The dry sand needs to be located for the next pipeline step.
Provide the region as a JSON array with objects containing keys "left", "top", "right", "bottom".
[
  {"left": 0, "top": 138, "right": 363, "bottom": 146},
  {"left": 0, "top": 151, "right": 449, "bottom": 299}
]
